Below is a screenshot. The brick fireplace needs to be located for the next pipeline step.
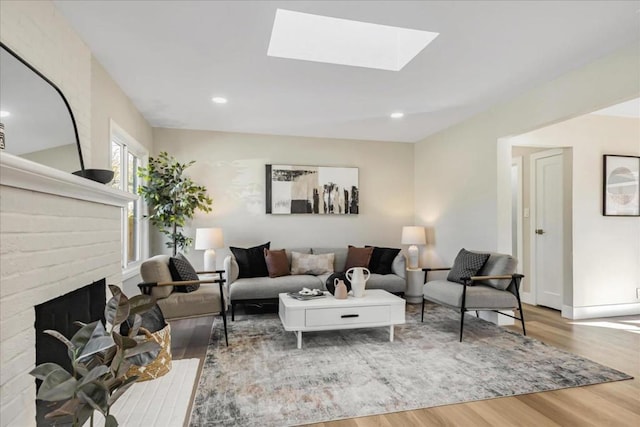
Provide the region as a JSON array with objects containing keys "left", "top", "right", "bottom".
[{"left": 0, "top": 154, "right": 135, "bottom": 426}]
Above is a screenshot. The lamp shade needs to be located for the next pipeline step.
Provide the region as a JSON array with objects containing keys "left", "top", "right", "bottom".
[
  {"left": 195, "top": 228, "right": 224, "bottom": 249},
  {"left": 401, "top": 226, "right": 426, "bottom": 245}
]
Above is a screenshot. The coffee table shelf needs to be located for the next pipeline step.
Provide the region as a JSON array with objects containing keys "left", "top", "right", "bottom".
[{"left": 278, "top": 289, "right": 406, "bottom": 349}]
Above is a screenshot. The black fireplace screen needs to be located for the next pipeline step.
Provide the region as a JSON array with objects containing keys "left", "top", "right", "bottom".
[{"left": 34, "top": 278, "right": 106, "bottom": 382}]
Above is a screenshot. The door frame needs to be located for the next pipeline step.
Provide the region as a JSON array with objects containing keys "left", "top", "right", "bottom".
[
  {"left": 528, "top": 148, "right": 564, "bottom": 307},
  {"left": 511, "top": 157, "right": 524, "bottom": 275}
]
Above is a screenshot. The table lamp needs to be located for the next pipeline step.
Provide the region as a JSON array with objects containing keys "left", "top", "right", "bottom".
[
  {"left": 401, "top": 226, "right": 426, "bottom": 269},
  {"left": 195, "top": 228, "right": 224, "bottom": 271}
]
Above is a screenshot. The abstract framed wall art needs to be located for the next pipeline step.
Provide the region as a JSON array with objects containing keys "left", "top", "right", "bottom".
[
  {"left": 602, "top": 154, "right": 640, "bottom": 216},
  {"left": 266, "top": 164, "right": 359, "bottom": 214}
]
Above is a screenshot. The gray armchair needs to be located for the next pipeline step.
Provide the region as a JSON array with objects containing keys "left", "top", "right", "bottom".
[
  {"left": 421, "top": 251, "right": 525, "bottom": 341},
  {"left": 138, "top": 254, "right": 228, "bottom": 346}
]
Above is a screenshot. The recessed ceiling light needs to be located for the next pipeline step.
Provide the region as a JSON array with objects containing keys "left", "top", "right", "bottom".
[
  {"left": 0, "top": 110, "right": 10, "bottom": 118},
  {"left": 212, "top": 97, "right": 228, "bottom": 104},
  {"left": 268, "top": 9, "right": 439, "bottom": 71},
  {"left": 390, "top": 112, "right": 404, "bottom": 119}
]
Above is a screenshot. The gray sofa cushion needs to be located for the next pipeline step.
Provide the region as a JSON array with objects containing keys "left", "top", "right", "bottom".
[
  {"left": 391, "top": 253, "right": 406, "bottom": 279},
  {"left": 366, "top": 274, "right": 406, "bottom": 293},
  {"left": 229, "top": 275, "right": 323, "bottom": 300},
  {"left": 312, "top": 247, "right": 348, "bottom": 272},
  {"left": 423, "top": 280, "right": 517, "bottom": 309},
  {"left": 475, "top": 253, "right": 517, "bottom": 290}
]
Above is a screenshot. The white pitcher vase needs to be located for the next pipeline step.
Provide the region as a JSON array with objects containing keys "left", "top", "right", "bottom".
[{"left": 346, "top": 267, "right": 370, "bottom": 298}]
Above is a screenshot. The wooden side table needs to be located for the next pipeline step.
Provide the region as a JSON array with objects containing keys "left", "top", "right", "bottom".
[{"left": 405, "top": 268, "right": 425, "bottom": 304}]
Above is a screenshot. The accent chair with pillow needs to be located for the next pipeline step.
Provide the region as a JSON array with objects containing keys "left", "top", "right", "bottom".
[
  {"left": 421, "top": 249, "right": 526, "bottom": 342},
  {"left": 138, "top": 254, "right": 229, "bottom": 346}
]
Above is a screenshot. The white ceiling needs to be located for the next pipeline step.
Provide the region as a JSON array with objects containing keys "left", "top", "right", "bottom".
[{"left": 54, "top": 1, "right": 640, "bottom": 143}]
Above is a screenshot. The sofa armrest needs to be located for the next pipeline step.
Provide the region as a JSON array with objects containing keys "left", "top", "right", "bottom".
[
  {"left": 391, "top": 253, "right": 407, "bottom": 279},
  {"left": 223, "top": 255, "right": 239, "bottom": 284}
]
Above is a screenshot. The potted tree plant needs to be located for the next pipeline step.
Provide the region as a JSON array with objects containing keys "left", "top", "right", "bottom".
[{"left": 137, "top": 151, "right": 213, "bottom": 255}]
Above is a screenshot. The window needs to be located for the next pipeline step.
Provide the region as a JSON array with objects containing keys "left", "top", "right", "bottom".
[{"left": 110, "top": 121, "right": 148, "bottom": 272}]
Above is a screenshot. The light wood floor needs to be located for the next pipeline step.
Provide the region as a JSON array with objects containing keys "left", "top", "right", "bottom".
[{"left": 170, "top": 304, "right": 640, "bottom": 426}]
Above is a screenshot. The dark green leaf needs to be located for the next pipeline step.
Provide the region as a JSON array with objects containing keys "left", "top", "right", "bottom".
[
  {"left": 125, "top": 341, "right": 161, "bottom": 366},
  {"left": 78, "top": 365, "right": 110, "bottom": 387},
  {"left": 108, "top": 376, "right": 138, "bottom": 406},
  {"left": 71, "top": 321, "right": 104, "bottom": 351},
  {"left": 128, "top": 295, "right": 155, "bottom": 315},
  {"left": 37, "top": 371, "right": 77, "bottom": 402},
  {"left": 43, "top": 398, "right": 83, "bottom": 419},
  {"left": 30, "top": 363, "right": 65, "bottom": 380},
  {"left": 43, "top": 330, "right": 75, "bottom": 352},
  {"left": 105, "top": 290, "right": 130, "bottom": 327},
  {"left": 105, "top": 414, "right": 119, "bottom": 427},
  {"left": 77, "top": 382, "right": 109, "bottom": 415},
  {"left": 78, "top": 336, "right": 115, "bottom": 360}
]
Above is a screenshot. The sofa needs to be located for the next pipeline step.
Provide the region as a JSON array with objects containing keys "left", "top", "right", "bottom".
[{"left": 223, "top": 247, "right": 406, "bottom": 319}]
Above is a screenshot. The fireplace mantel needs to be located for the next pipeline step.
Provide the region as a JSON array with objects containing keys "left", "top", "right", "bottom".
[{"left": 0, "top": 153, "right": 136, "bottom": 207}]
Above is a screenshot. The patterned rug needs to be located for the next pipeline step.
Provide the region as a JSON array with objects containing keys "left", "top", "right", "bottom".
[{"left": 189, "top": 304, "right": 631, "bottom": 426}]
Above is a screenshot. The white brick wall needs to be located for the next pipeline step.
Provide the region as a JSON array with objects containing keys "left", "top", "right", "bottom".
[
  {"left": 0, "top": 185, "right": 122, "bottom": 427},
  {"left": 0, "top": 0, "right": 93, "bottom": 167}
]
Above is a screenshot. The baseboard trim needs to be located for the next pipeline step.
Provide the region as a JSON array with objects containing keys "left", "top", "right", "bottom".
[{"left": 564, "top": 302, "right": 640, "bottom": 320}]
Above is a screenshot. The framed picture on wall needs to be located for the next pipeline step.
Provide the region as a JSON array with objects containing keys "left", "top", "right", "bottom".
[
  {"left": 266, "top": 164, "right": 359, "bottom": 214},
  {"left": 602, "top": 154, "right": 640, "bottom": 216}
]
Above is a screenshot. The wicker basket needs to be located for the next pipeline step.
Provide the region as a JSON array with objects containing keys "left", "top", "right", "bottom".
[{"left": 125, "top": 324, "right": 172, "bottom": 382}]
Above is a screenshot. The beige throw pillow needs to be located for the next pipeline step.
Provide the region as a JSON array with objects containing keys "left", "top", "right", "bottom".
[{"left": 291, "top": 252, "right": 335, "bottom": 275}]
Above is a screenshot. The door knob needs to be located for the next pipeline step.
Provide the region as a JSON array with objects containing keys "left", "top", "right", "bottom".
[{"left": 535, "top": 229, "right": 545, "bottom": 235}]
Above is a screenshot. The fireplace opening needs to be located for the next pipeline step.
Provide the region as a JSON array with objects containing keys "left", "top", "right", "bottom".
[{"left": 34, "top": 278, "right": 106, "bottom": 425}]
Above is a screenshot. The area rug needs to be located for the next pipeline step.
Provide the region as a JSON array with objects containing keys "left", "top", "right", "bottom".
[
  {"left": 189, "top": 304, "right": 631, "bottom": 426},
  {"left": 87, "top": 358, "right": 199, "bottom": 427}
]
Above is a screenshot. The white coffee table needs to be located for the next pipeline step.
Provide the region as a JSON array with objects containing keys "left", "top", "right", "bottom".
[{"left": 278, "top": 289, "right": 406, "bottom": 349}]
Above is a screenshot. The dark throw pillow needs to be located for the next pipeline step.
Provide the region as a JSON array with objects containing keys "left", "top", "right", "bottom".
[
  {"left": 447, "top": 249, "right": 490, "bottom": 284},
  {"left": 325, "top": 272, "right": 352, "bottom": 295},
  {"left": 169, "top": 254, "right": 200, "bottom": 293},
  {"left": 344, "top": 246, "right": 374, "bottom": 271},
  {"left": 230, "top": 242, "right": 271, "bottom": 278},
  {"left": 367, "top": 246, "right": 401, "bottom": 275},
  {"left": 264, "top": 248, "right": 290, "bottom": 278}
]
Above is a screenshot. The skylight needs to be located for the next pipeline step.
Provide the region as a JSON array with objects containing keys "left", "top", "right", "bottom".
[{"left": 267, "top": 9, "right": 439, "bottom": 71}]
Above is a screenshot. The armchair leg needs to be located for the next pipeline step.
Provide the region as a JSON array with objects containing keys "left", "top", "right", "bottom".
[
  {"left": 459, "top": 310, "right": 465, "bottom": 342},
  {"left": 517, "top": 298, "right": 526, "bottom": 336},
  {"left": 221, "top": 312, "right": 229, "bottom": 346},
  {"left": 231, "top": 303, "right": 235, "bottom": 321},
  {"left": 421, "top": 298, "right": 425, "bottom": 322}
]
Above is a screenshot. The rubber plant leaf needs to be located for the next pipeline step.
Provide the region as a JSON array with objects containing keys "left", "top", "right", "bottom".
[
  {"left": 37, "top": 370, "right": 77, "bottom": 402},
  {"left": 30, "top": 363, "right": 65, "bottom": 380},
  {"left": 105, "top": 289, "right": 130, "bottom": 327},
  {"left": 128, "top": 294, "right": 155, "bottom": 315},
  {"left": 78, "top": 336, "right": 115, "bottom": 361},
  {"left": 43, "top": 330, "right": 75, "bottom": 352},
  {"left": 71, "top": 321, "right": 104, "bottom": 352},
  {"left": 78, "top": 365, "right": 110, "bottom": 388},
  {"left": 105, "top": 414, "right": 119, "bottom": 427},
  {"left": 77, "top": 382, "right": 109, "bottom": 415},
  {"left": 108, "top": 376, "right": 138, "bottom": 406}
]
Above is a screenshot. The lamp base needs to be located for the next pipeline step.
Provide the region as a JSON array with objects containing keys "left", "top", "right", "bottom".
[
  {"left": 204, "top": 249, "right": 217, "bottom": 272},
  {"left": 407, "top": 245, "right": 419, "bottom": 269}
]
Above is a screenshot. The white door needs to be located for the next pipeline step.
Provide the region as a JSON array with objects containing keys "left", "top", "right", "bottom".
[{"left": 534, "top": 152, "right": 563, "bottom": 310}]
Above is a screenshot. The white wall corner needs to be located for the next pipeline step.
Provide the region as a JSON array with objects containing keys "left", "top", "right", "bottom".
[{"left": 521, "top": 292, "right": 535, "bottom": 305}]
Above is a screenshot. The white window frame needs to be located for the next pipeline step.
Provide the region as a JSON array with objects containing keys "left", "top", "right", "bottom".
[{"left": 109, "top": 120, "right": 149, "bottom": 279}]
